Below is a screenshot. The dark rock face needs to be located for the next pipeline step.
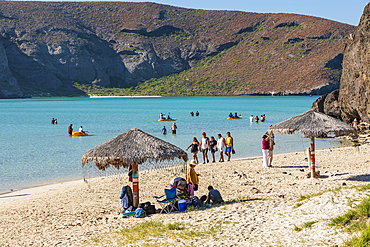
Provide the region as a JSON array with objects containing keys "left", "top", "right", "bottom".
[
  {"left": 338, "top": 3, "right": 370, "bottom": 123},
  {"left": 311, "top": 89, "right": 341, "bottom": 118}
]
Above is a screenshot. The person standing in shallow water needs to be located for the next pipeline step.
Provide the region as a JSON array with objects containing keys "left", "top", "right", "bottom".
[
  {"left": 171, "top": 123, "right": 177, "bottom": 134},
  {"left": 161, "top": 126, "right": 167, "bottom": 135},
  {"left": 262, "top": 134, "right": 270, "bottom": 167},
  {"left": 68, "top": 124, "right": 73, "bottom": 136}
]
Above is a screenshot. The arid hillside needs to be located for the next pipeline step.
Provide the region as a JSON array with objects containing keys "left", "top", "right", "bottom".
[{"left": 0, "top": 2, "right": 354, "bottom": 98}]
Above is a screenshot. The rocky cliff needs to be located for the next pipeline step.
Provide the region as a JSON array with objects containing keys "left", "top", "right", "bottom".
[
  {"left": 312, "top": 3, "right": 370, "bottom": 123},
  {"left": 0, "top": 2, "right": 354, "bottom": 98}
]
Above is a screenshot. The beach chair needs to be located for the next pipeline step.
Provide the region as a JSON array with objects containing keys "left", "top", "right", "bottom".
[{"left": 154, "top": 187, "right": 179, "bottom": 214}]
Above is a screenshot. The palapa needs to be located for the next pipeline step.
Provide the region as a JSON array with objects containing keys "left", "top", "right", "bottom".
[
  {"left": 269, "top": 110, "right": 356, "bottom": 138},
  {"left": 81, "top": 128, "right": 188, "bottom": 207},
  {"left": 81, "top": 128, "right": 188, "bottom": 170},
  {"left": 269, "top": 110, "right": 356, "bottom": 177}
]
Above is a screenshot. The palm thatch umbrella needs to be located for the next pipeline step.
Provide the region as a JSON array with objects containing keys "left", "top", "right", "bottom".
[
  {"left": 81, "top": 128, "right": 188, "bottom": 207},
  {"left": 269, "top": 110, "right": 356, "bottom": 177}
]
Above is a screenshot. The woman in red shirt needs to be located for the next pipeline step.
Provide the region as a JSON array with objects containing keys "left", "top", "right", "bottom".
[{"left": 262, "top": 134, "right": 270, "bottom": 167}]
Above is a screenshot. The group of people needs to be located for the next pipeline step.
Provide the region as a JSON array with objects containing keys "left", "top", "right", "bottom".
[
  {"left": 51, "top": 118, "right": 58, "bottom": 124},
  {"left": 68, "top": 124, "right": 85, "bottom": 135},
  {"left": 170, "top": 160, "right": 224, "bottom": 207},
  {"left": 262, "top": 125, "right": 275, "bottom": 167},
  {"left": 159, "top": 113, "right": 172, "bottom": 120},
  {"left": 228, "top": 112, "right": 239, "bottom": 118},
  {"left": 190, "top": 111, "right": 199, "bottom": 116},
  {"left": 186, "top": 132, "right": 234, "bottom": 164},
  {"left": 161, "top": 123, "right": 177, "bottom": 135},
  {"left": 250, "top": 114, "right": 266, "bottom": 123}
]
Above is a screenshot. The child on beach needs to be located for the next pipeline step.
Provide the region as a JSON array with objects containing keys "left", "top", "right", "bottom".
[
  {"left": 186, "top": 137, "right": 200, "bottom": 164},
  {"left": 209, "top": 136, "right": 217, "bottom": 163}
]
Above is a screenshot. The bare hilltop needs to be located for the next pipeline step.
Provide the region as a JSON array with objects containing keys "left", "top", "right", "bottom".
[{"left": 0, "top": 2, "right": 354, "bottom": 98}]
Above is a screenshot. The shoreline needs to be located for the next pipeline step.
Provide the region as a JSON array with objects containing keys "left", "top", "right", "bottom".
[{"left": 0, "top": 144, "right": 351, "bottom": 202}]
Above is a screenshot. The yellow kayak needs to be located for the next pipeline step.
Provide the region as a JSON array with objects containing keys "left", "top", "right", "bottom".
[
  {"left": 227, "top": 116, "right": 242, "bottom": 119},
  {"left": 72, "top": 131, "right": 89, "bottom": 136},
  {"left": 158, "top": 118, "right": 177, "bottom": 121}
]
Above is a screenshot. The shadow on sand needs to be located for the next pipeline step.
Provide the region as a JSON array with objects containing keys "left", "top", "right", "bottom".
[
  {"left": 0, "top": 193, "right": 30, "bottom": 199},
  {"left": 346, "top": 174, "right": 370, "bottom": 182}
]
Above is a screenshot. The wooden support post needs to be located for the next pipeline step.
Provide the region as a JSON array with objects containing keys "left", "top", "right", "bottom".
[
  {"left": 307, "top": 147, "right": 311, "bottom": 169},
  {"left": 310, "top": 137, "right": 315, "bottom": 179},
  {"left": 132, "top": 162, "right": 139, "bottom": 207}
]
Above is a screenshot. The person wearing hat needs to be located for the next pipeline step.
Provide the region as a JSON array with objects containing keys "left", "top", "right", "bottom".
[
  {"left": 187, "top": 160, "right": 199, "bottom": 191},
  {"left": 199, "top": 132, "right": 210, "bottom": 164}
]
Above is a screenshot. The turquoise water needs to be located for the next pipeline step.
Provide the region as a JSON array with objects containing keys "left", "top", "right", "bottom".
[{"left": 0, "top": 96, "right": 340, "bottom": 193}]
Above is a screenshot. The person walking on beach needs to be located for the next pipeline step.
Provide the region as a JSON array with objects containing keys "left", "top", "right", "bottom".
[
  {"left": 225, "top": 132, "right": 233, "bottom": 161},
  {"left": 209, "top": 136, "right": 217, "bottom": 163},
  {"left": 186, "top": 137, "right": 200, "bottom": 164},
  {"left": 217, "top": 134, "right": 226, "bottom": 162},
  {"left": 161, "top": 126, "right": 167, "bottom": 135},
  {"left": 187, "top": 160, "right": 199, "bottom": 191},
  {"left": 268, "top": 126, "right": 275, "bottom": 167},
  {"left": 68, "top": 124, "right": 73, "bottom": 136},
  {"left": 199, "top": 132, "right": 210, "bottom": 164},
  {"left": 171, "top": 123, "right": 177, "bottom": 134},
  {"left": 262, "top": 134, "right": 270, "bottom": 167}
]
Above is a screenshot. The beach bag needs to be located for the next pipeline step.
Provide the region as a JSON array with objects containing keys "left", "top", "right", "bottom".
[
  {"left": 232, "top": 149, "right": 236, "bottom": 154},
  {"left": 120, "top": 185, "right": 133, "bottom": 209}
]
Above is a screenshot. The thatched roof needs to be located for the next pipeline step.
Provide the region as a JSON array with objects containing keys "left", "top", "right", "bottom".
[
  {"left": 269, "top": 110, "right": 356, "bottom": 137},
  {"left": 81, "top": 128, "right": 188, "bottom": 170}
]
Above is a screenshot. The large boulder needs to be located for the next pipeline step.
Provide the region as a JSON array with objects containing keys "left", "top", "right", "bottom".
[{"left": 311, "top": 89, "right": 341, "bottom": 119}]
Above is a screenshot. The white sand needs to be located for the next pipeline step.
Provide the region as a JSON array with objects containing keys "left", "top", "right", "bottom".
[{"left": 1, "top": 144, "right": 370, "bottom": 246}]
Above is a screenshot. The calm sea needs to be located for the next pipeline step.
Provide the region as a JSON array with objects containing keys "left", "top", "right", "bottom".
[{"left": 0, "top": 96, "right": 341, "bottom": 193}]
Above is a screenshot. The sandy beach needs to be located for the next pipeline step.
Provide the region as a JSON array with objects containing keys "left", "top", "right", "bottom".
[{"left": 1, "top": 144, "right": 370, "bottom": 246}]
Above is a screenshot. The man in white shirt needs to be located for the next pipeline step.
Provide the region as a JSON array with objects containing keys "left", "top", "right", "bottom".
[
  {"left": 217, "top": 134, "right": 225, "bottom": 162},
  {"left": 79, "top": 126, "right": 85, "bottom": 133}
]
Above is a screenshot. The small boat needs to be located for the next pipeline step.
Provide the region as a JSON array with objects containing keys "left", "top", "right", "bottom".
[
  {"left": 227, "top": 116, "right": 242, "bottom": 119},
  {"left": 158, "top": 118, "right": 177, "bottom": 121},
  {"left": 72, "top": 131, "right": 89, "bottom": 136}
]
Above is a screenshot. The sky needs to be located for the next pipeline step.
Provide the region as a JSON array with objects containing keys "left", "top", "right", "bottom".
[{"left": 42, "top": 0, "right": 368, "bottom": 26}]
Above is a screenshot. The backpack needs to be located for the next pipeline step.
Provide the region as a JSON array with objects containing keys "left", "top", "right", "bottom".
[
  {"left": 120, "top": 185, "right": 133, "bottom": 209},
  {"left": 191, "top": 196, "right": 203, "bottom": 208}
]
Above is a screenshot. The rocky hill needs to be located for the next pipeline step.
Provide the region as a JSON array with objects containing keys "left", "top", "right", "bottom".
[
  {"left": 0, "top": 2, "right": 354, "bottom": 98},
  {"left": 312, "top": 2, "right": 370, "bottom": 123}
]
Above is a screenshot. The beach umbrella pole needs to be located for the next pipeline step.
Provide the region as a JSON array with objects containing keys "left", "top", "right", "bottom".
[
  {"left": 310, "top": 137, "right": 315, "bottom": 178},
  {"left": 132, "top": 162, "right": 139, "bottom": 207}
]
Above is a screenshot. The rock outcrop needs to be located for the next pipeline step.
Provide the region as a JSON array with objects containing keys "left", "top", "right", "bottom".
[
  {"left": 313, "top": 3, "right": 370, "bottom": 123},
  {"left": 338, "top": 3, "right": 370, "bottom": 123}
]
